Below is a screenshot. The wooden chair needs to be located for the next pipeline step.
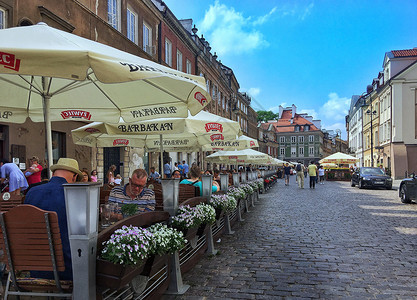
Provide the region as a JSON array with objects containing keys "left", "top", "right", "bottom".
[
  {"left": 178, "top": 184, "right": 199, "bottom": 205},
  {"left": 0, "top": 205, "right": 72, "bottom": 298},
  {"left": 0, "top": 194, "right": 24, "bottom": 213},
  {"left": 99, "top": 188, "right": 111, "bottom": 205}
]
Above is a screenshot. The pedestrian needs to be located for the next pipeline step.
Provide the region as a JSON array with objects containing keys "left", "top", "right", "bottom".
[
  {"left": 304, "top": 165, "right": 308, "bottom": 178},
  {"left": 283, "top": 163, "right": 291, "bottom": 186},
  {"left": 81, "top": 169, "right": 91, "bottom": 182},
  {"left": 164, "top": 161, "right": 171, "bottom": 178},
  {"left": 182, "top": 160, "right": 189, "bottom": 178},
  {"left": 25, "top": 157, "right": 84, "bottom": 280},
  {"left": 318, "top": 165, "right": 325, "bottom": 184},
  {"left": 149, "top": 166, "right": 161, "bottom": 183},
  {"left": 0, "top": 159, "right": 29, "bottom": 195},
  {"left": 308, "top": 161, "right": 318, "bottom": 189},
  {"left": 106, "top": 164, "right": 116, "bottom": 185},
  {"left": 178, "top": 161, "right": 184, "bottom": 176},
  {"left": 295, "top": 161, "right": 305, "bottom": 189},
  {"left": 173, "top": 162, "right": 179, "bottom": 171}
]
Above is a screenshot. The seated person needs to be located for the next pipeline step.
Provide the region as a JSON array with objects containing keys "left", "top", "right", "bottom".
[
  {"left": 24, "top": 157, "right": 83, "bottom": 280},
  {"left": 172, "top": 169, "right": 182, "bottom": 180},
  {"left": 180, "top": 165, "right": 219, "bottom": 196},
  {"left": 108, "top": 169, "right": 155, "bottom": 213}
]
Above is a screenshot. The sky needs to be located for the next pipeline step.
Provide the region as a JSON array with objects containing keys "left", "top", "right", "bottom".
[{"left": 163, "top": 0, "right": 417, "bottom": 139}]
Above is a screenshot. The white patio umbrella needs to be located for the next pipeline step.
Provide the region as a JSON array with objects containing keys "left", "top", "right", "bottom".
[
  {"left": 205, "top": 149, "right": 270, "bottom": 164},
  {"left": 0, "top": 23, "right": 211, "bottom": 169},
  {"left": 201, "top": 135, "right": 258, "bottom": 151},
  {"left": 319, "top": 152, "right": 359, "bottom": 164},
  {"left": 71, "top": 110, "right": 242, "bottom": 169}
]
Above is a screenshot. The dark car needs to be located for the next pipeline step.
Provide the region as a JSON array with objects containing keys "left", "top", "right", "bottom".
[
  {"left": 399, "top": 173, "right": 417, "bottom": 203},
  {"left": 351, "top": 167, "right": 393, "bottom": 190}
]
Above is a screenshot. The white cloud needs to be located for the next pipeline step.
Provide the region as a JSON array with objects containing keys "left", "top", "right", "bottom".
[
  {"left": 269, "top": 102, "right": 287, "bottom": 113},
  {"left": 253, "top": 7, "right": 277, "bottom": 25},
  {"left": 247, "top": 87, "right": 261, "bottom": 98},
  {"left": 300, "top": 2, "right": 314, "bottom": 21},
  {"left": 199, "top": 1, "right": 269, "bottom": 56},
  {"left": 299, "top": 108, "right": 319, "bottom": 119},
  {"left": 320, "top": 92, "right": 350, "bottom": 122}
]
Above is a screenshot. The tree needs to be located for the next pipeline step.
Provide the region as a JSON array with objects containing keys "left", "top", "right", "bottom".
[{"left": 257, "top": 110, "right": 279, "bottom": 122}]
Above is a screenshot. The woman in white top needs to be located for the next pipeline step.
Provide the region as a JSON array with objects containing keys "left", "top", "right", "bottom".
[{"left": 318, "top": 166, "right": 325, "bottom": 184}]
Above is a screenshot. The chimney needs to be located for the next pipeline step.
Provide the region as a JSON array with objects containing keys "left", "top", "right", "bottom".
[
  {"left": 278, "top": 105, "right": 284, "bottom": 119},
  {"left": 291, "top": 104, "right": 296, "bottom": 118}
]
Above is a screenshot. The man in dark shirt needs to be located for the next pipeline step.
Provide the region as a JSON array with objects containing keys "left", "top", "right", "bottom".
[
  {"left": 283, "top": 163, "right": 291, "bottom": 186},
  {"left": 25, "top": 158, "right": 83, "bottom": 280}
]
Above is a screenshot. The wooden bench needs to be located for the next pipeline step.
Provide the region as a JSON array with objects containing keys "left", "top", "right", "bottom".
[
  {"left": 0, "top": 205, "right": 72, "bottom": 298},
  {"left": 0, "top": 194, "right": 24, "bottom": 212}
]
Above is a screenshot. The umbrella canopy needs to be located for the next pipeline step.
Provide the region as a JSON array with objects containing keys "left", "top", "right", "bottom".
[
  {"left": 205, "top": 149, "right": 270, "bottom": 164},
  {"left": 0, "top": 23, "right": 211, "bottom": 168},
  {"left": 201, "top": 135, "right": 258, "bottom": 151},
  {"left": 320, "top": 162, "right": 338, "bottom": 168},
  {"left": 72, "top": 110, "right": 242, "bottom": 154},
  {"left": 319, "top": 152, "right": 359, "bottom": 164}
]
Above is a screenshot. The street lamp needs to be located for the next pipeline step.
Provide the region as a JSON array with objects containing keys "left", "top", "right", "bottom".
[{"left": 364, "top": 108, "right": 377, "bottom": 167}]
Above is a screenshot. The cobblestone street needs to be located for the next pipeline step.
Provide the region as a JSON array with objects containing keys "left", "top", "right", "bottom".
[{"left": 165, "top": 176, "right": 417, "bottom": 299}]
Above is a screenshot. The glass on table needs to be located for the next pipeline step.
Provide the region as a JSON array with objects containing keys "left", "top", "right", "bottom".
[{"left": 100, "top": 204, "right": 111, "bottom": 228}]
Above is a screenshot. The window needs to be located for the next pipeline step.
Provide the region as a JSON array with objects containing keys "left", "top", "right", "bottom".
[
  {"left": 295, "top": 125, "right": 300, "bottom": 132},
  {"left": 291, "top": 136, "right": 296, "bottom": 143},
  {"left": 298, "top": 136, "right": 304, "bottom": 143},
  {"left": 280, "top": 136, "right": 285, "bottom": 143},
  {"left": 304, "top": 125, "right": 310, "bottom": 131},
  {"left": 165, "top": 38, "right": 172, "bottom": 66},
  {"left": 280, "top": 148, "right": 285, "bottom": 156},
  {"left": 291, "top": 147, "right": 296, "bottom": 156},
  {"left": 127, "top": 7, "right": 137, "bottom": 44},
  {"left": 143, "top": 23, "right": 152, "bottom": 54},
  {"left": 186, "top": 59, "right": 192, "bottom": 74},
  {"left": 52, "top": 131, "right": 66, "bottom": 164},
  {"left": 108, "top": 0, "right": 120, "bottom": 30},
  {"left": 299, "top": 147, "right": 304, "bottom": 155},
  {"left": 309, "top": 135, "right": 314, "bottom": 142},
  {"left": 309, "top": 146, "right": 314, "bottom": 155},
  {"left": 176, "top": 50, "right": 183, "bottom": 71},
  {"left": 0, "top": 7, "right": 6, "bottom": 29}
]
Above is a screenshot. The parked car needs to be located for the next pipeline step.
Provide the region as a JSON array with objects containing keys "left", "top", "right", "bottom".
[
  {"left": 351, "top": 167, "right": 393, "bottom": 190},
  {"left": 399, "top": 173, "right": 417, "bottom": 203}
]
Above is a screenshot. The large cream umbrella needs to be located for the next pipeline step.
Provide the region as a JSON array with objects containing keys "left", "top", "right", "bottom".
[
  {"left": 0, "top": 23, "right": 211, "bottom": 169},
  {"left": 205, "top": 149, "right": 270, "bottom": 164},
  {"left": 319, "top": 152, "right": 359, "bottom": 164},
  {"left": 201, "top": 135, "right": 258, "bottom": 151},
  {"left": 72, "top": 110, "right": 242, "bottom": 169}
]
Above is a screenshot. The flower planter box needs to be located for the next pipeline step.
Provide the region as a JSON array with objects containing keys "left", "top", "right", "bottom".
[{"left": 96, "top": 255, "right": 154, "bottom": 290}]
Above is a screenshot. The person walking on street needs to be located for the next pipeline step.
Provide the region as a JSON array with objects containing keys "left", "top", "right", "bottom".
[
  {"left": 163, "top": 161, "right": 171, "bottom": 178},
  {"left": 182, "top": 160, "right": 189, "bottom": 178},
  {"left": 308, "top": 161, "right": 318, "bottom": 189},
  {"left": 318, "top": 166, "right": 325, "bottom": 184},
  {"left": 283, "top": 163, "right": 291, "bottom": 186},
  {"left": 295, "top": 161, "right": 305, "bottom": 189}
]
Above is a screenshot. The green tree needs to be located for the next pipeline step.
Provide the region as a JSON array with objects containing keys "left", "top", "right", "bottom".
[{"left": 256, "top": 110, "right": 278, "bottom": 122}]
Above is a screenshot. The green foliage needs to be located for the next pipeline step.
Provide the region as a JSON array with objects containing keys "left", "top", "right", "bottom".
[{"left": 256, "top": 110, "right": 279, "bottom": 122}]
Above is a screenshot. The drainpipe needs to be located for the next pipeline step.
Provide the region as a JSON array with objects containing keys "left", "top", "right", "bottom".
[{"left": 389, "top": 82, "right": 393, "bottom": 177}]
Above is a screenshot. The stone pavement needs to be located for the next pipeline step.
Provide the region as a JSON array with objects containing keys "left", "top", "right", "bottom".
[{"left": 163, "top": 176, "right": 417, "bottom": 299}]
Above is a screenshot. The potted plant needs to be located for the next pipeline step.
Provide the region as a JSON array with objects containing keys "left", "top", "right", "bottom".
[{"left": 121, "top": 203, "right": 138, "bottom": 217}]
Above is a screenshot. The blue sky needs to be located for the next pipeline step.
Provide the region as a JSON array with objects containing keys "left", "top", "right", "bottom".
[{"left": 163, "top": 0, "right": 417, "bottom": 139}]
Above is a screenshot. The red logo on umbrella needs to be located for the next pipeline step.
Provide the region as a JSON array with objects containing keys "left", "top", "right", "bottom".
[
  {"left": 84, "top": 128, "right": 100, "bottom": 133},
  {"left": 194, "top": 92, "right": 207, "bottom": 106},
  {"left": 250, "top": 141, "right": 255, "bottom": 146},
  {"left": 205, "top": 122, "right": 223, "bottom": 132},
  {"left": 113, "top": 139, "right": 129, "bottom": 146},
  {"left": 210, "top": 134, "right": 224, "bottom": 141},
  {"left": 61, "top": 110, "right": 92, "bottom": 120},
  {"left": 0, "top": 52, "right": 20, "bottom": 71},
  {"left": 229, "top": 156, "right": 238, "bottom": 159}
]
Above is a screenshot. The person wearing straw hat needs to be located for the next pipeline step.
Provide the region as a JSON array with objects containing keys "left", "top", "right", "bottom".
[{"left": 24, "top": 158, "right": 83, "bottom": 280}]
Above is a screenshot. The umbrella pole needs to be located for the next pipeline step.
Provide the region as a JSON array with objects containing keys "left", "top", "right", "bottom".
[
  {"left": 42, "top": 77, "right": 53, "bottom": 178},
  {"left": 160, "top": 134, "right": 164, "bottom": 178}
]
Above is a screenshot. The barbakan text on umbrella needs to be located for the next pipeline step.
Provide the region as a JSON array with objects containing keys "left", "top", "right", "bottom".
[
  {"left": 118, "top": 122, "right": 174, "bottom": 132},
  {"left": 130, "top": 106, "right": 178, "bottom": 118},
  {"left": 120, "top": 62, "right": 199, "bottom": 84}
]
